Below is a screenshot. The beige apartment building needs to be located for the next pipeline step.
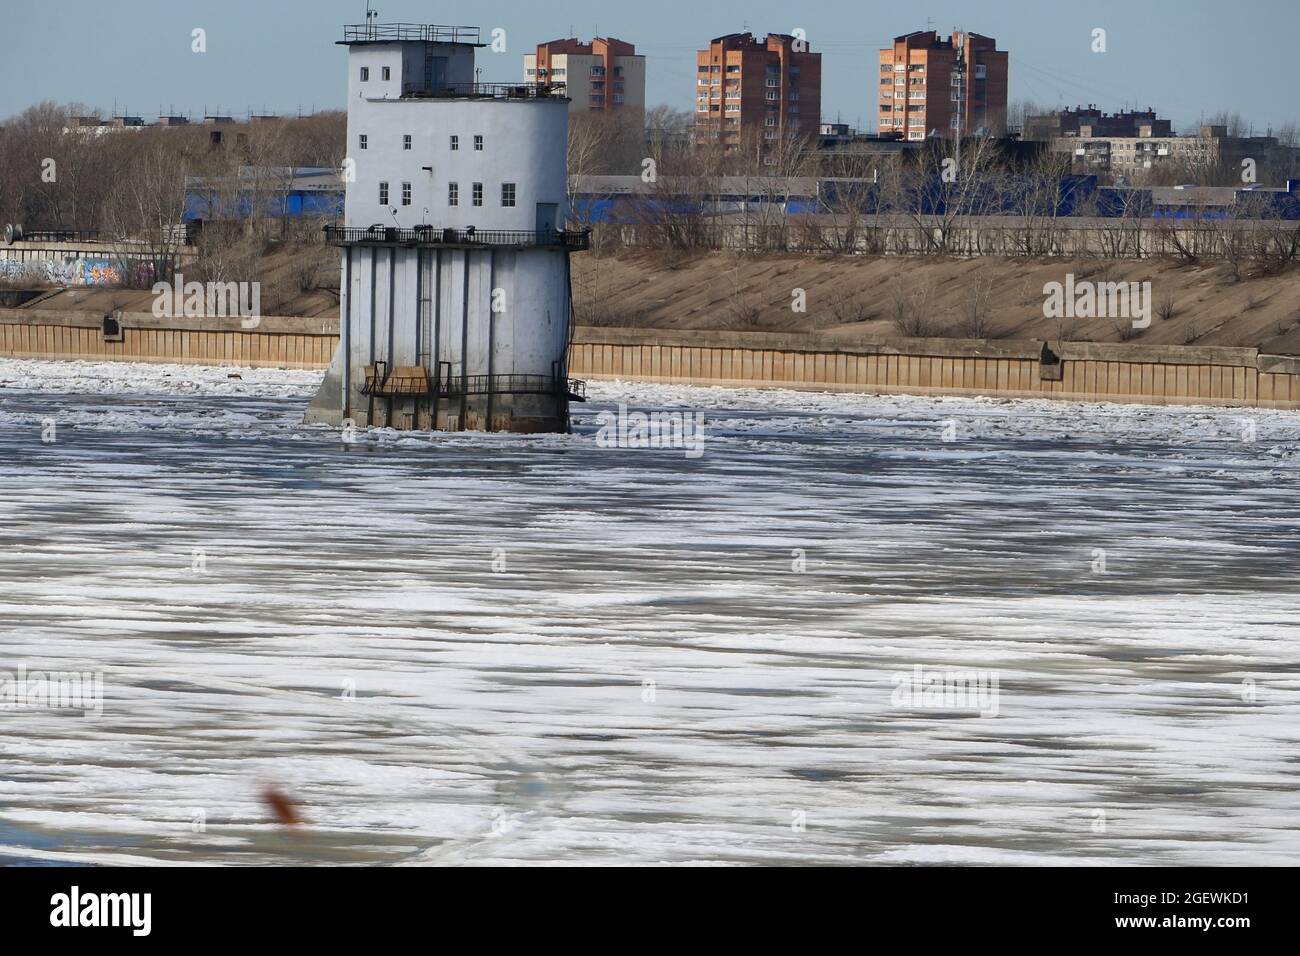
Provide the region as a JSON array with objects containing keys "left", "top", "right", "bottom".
[
  {"left": 524, "top": 37, "right": 646, "bottom": 126},
  {"left": 1054, "top": 124, "right": 1299, "bottom": 182}
]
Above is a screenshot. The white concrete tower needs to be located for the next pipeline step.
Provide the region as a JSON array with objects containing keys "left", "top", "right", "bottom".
[{"left": 306, "top": 21, "right": 589, "bottom": 432}]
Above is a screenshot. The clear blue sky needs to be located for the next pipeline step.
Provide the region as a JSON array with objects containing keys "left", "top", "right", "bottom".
[{"left": 1, "top": 0, "right": 1294, "bottom": 135}]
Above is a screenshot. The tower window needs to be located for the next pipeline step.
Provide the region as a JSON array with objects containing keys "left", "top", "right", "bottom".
[
  {"left": 472, "top": 183, "right": 483, "bottom": 207},
  {"left": 402, "top": 134, "right": 412, "bottom": 150},
  {"left": 474, "top": 135, "right": 484, "bottom": 151},
  {"left": 382, "top": 66, "right": 391, "bottom": 81},
  {"left": 401, "top": 182, "right": 411, "bottom": 206},
  {"left": 379, "top": 181, "right": 389, "bottom": 206},
  {"left": 448, "top": 182, "right": 459, "bottom": 206},
  {"left": 501, "top": 183, "right": 516, "bottom": 207},
  {"left": 450, "top": 135, "right": 459, "bottom": 151},
  {"left": 360, "top": 67, "right": 369, "bottom": 81},
  {"left": 359, "top": 134, "right": 367, "bottom": 150}
]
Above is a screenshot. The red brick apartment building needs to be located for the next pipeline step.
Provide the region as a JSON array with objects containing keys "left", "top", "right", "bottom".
[
  {"left": 695, "top": 33, "right": 822, "bottom": 151},
  {"left": 525, "top": 37, "right": 645, "bottom": 119},
  {"left": 878, "top": 31, "right": 1008, "bottom": 140}
]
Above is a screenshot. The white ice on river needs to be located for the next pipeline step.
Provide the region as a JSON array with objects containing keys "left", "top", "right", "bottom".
[{"left": 0, "top": 357, "right": 1298, "bottom": 865}]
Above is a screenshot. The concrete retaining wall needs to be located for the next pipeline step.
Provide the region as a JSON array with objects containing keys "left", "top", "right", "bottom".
[
  {"left": 0, "top": 309, "right": 337, "bottom": 368},
  {"left": 3, "top": 309, "right": 1299, "bottom": 409},
  {"left": 569, "top": 328, "right": 1300, "bottom": 409}
]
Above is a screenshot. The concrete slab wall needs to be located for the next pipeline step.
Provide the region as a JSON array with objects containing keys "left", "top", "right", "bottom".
[
  {"left": 568, "top": 327, "right": 1300, "bottom": 410},
  {"left": 0, "top": 309, "right": 336, "bottom": 368},
  {"left": 4, "top": 311, "right": 1298, "bottom": 410}
]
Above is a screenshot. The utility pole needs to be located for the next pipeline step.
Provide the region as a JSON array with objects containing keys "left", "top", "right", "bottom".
[{"left": 953, "top": 32, "right": 965, "bottom": 178}]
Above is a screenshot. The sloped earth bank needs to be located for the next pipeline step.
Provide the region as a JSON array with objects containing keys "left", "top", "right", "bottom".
[
  {"left": 573, "top": 251, "right": 1300, "bottom": 351},
  {"left": 0, "top": 358, "right": 1298, "bottom": 865}
]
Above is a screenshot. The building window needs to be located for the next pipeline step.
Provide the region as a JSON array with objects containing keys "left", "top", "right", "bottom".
[
  {"left": 450, "top": 135, "right": 459, "bottom": 150},
  {"left": 501, "top": 183, "right": 516, "bottom": 206},
  {"left": 401, "top": 182, "right": 411, "bottom": 206},
  {"left": 403, "top": 134, "right": 412, "bottom": 150},
  {"left": 360, "top": 67, "right": 369, "bottom": 81},
  {"left": 448, "top": 182, "right": 459, "bottom": 206},
  {"left": 382, "top": 66, "right": 391, "bottom": 81},
  {"left": 379, "top": 181, "right": 388, "bottom": 206},
  {"left": 472, "top": 182, "right": 483, "bottom": 206},
  {"left": 474, "top": 135, "right": 484, "bottom": 151},
  {"left": 359, "top": 134, "right": 368, "bottom": 150}
]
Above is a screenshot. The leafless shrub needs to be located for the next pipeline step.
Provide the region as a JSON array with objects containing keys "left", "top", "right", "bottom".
[
  {"left": 828, "top": 289, "right": 873, "bottom": 325},
  {"left": 726, "top": 266, "right": 763, "bottom": 329},
  {"left": 1156, "top": 292, "right": 1178, "bottom": 321},
  {"left": 891, "top": 282, "right": 935, "bottom": 337},
  {"left": 1110, "top": 318, "right": 1146, "bottom": 342},
  {"left": 956, "top": 273, "right": 997, "bottom": 338}
]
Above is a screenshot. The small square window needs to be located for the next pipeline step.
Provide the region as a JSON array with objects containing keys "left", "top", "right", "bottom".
[
  {"left": 472, "top": 183, "right": 483, "bottom": 207},
  {"left": 359, "top": 134, "right": 367, "bottom": 150},
  {"left": 378, "top": 181, "right": 388, "bottom": 206},
  {"left": 450, "top": 135, "right": 459, "bottom": 151},
  {"left": 403, "top": 134, "right": 412, "bottom": 150},
  {"left": 474, "top": 135, "right": 483, "bottom": 151},
  {"left": 501, "top": 183, "right": 516, "bottom": 207},
  {"left": 448, "top": 182, "right": 459, "bottom": 206},
  {"left": 382, "top": 66, "right": 391, "bottom": 81},
  {"left": 401, "top": 182, "right": 411, "bottom": 206},
  {"left": 360, "top": 67, "right": 370, "bottom": 82}
]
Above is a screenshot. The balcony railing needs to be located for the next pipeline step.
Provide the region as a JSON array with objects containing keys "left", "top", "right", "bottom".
[
  {"left": 438, "top": 374, "right": 587, "bottom": 401},
  {"left": 400, "top": 82, "right": 567, "bottom": 100},
  {"left": 362, "top": 362, "right": 587, "bottom": 403},
  {"left": 324, "top": 224, "right": 591, "bottom": 250},
  {"left": 341, "top": 23, "right": 481, "bottom": 44}
]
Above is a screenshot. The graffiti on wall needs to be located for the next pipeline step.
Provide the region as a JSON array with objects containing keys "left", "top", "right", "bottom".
[{"left": 0, "top": 255, "right": 125, "bottom": 286}]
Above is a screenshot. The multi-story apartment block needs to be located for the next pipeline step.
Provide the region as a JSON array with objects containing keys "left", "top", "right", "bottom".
[
  {"left": 1053, "top": 124, "right": 1299, "bottom": 181},
  {"left": 694, "top": 33, "right": 822, "bottom": 152},
  {"left": 524, "top": 37, "right": 645, "bottom": 124},
  {"left": 878, "top": 30, "right": 1008, "bottom": 140},
  {"left": 1023, "top": 106, "right": 1171, "bottom": 142}
]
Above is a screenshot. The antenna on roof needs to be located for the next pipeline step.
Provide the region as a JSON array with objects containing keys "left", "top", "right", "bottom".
[{"left": 365, "top": 0, "right": 379, "bottom": 38}]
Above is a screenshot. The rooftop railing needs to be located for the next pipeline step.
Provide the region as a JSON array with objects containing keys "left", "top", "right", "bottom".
[
  {"left": 400, "top": 82, "right": 567, "bottom": 100},
  {"left": 324, "top": 224, "right": 591, "bottom": 250},
  {"left": 341, "top": 23, "right": 481, "bottom": 44}
]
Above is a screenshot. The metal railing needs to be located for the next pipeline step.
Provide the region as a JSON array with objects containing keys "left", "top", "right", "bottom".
[
  {"left": 323, "top": 224, "right": 591, "bottom": 250},
  {"left": 342, "top": 23, "right": 481, "bottom": 44},
  {"left": 436, "top": 374, "right": 587, "bottom": 401},
  {"left": 400, "top": 82, "right": 567, "bottom": 100}
]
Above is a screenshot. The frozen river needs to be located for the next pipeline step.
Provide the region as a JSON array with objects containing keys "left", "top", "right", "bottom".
[{"left": 1, "top": 358, "right": 1298, "bottom": 865}]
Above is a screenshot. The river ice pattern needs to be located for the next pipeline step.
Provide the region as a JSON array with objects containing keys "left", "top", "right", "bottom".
[{"left": 1, "top": 358, "right": 1298, "bottom": 865}]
